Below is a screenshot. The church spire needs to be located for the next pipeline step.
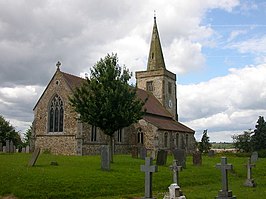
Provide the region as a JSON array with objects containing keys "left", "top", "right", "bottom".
[{"left": 147, "top": 15, "right": 166, "bottom": 71}]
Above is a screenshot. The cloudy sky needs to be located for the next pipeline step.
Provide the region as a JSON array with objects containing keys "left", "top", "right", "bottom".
[{"left": 0, "top": 0, "right": 266, "bottom": 142}]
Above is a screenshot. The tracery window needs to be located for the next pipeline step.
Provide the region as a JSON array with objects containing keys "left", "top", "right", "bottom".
[
  {"left": 117, "top": 129, "right": 123, "bottom": 143},
  {"left": 49, "top": 94, "right": 64, "bottom": 132},
  {"left": 137, "top": 128, "right": 144, "bottom": 144}
]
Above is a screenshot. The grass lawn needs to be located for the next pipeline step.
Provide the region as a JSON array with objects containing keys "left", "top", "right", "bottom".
[{"left": 0, "top": 153, "right": 266, "bottom": 199}]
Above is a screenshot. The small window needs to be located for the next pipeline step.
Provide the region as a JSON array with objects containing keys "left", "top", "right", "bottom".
[
  {"left": 91, "top": 125, "right": 97, "bottom": 142},
  {"left": 117, "top": 129, "right": 122, "bottom": 143},
  {"left": 146, "top": 81, "right": 153, "bottom": 92},
  {"left": 176, "top": 134, "right": 179, "bottom": 148},
  {"left": 137, "top": 128, "right": 144, "bottom": 144},
  {"left": 151, "top": 52, "right": 154, "bottom": 59},
  {"left": 168, "top": 82, "right": 172, "bottom": 94},
  {"left": 164, "top": 133, "right": 168, "bottom": 147}
]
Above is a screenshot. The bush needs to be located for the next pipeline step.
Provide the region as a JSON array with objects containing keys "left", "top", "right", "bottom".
[{"left": 258, "top": 149, "right": 266, "bottom": 158}]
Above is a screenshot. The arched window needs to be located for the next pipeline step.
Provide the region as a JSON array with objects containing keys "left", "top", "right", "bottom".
[
  {"left": 49, "top": 94, "right": 64, "bottom": 132},
  {"left": 164, "top": 132, "right": 168, "bottom": 147},
  {"left": 137, "top": 128, "right": 144, "bottom": 144}
]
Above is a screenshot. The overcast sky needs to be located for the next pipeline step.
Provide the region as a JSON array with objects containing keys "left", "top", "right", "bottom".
[{"left": 0, "top": 0, "right": 266, "bottom": 142}]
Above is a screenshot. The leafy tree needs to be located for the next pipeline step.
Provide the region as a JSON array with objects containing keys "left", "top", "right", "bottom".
[
  {"left": 198, "top": 129, "right": 212, "bottom": 153},
  {"left": 23, "top": 125, "right": 32, "bottom": 146},
  {"left": 232, "top": 130, "right": 252, "bottom": 152},
  {"left": 251, "top": 116, "right": 266, "bottom": 151},
  {"left": 0, "top": 115, "right": 22, "bottom": 146},
  {"left": 69, "top": 53, "right": 145, "bottom": 163}
]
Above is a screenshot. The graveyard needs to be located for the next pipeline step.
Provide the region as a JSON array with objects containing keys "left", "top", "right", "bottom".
[{"left": 0, "top": 152, "right": 266, "bottom": 199}]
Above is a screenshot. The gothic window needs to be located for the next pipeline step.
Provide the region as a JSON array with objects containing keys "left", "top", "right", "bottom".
[
  {"left": 164, "top": 132, "right": 168, "bottom": 147},
  {"left": 168, "top": 82, "right": 172, "bottom": 94},
  {"left": 146, "top": 81, "right": 153, "bottom": 92},
  {"left": 116, "top": 128, "right": 123, "bottom": 143},
  {"left": 49, "top": 94, "right": 64, "bottom": 132},
  {"left": 91, "top": 125, "right": 97, "bottom": 142},
  {"left": 137, "top": 128, "right": 144, "bottom": 144}
]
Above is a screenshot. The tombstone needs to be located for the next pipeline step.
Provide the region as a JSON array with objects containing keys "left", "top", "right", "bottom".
[
  {"left": 28, "top": 147, "right": 41, "bottom": 167},
  {"left": 170, "top": 160, "right": 182, "bottom": 185},
  {"left": 9, "top": 140, "right": 14, "bottom": 153},
  {"left": 244, "top": 158, "right": 256, "bottom": 187},
  {"left": 172, "top": 149, "right": 186, "bottom": 168},
  {"left": 140, "top": 157, "right": 158, "bottom": 199},
  {"left": 21, "top": 147, "right": 26, "bottom": 153},
  {"left": 101, "top": 145, "right": 110, "bottom": 171},
  {"left": 5, "top": 140, "right": 10, "bottom": 153},
  {"left": 26, "top": 145, "right": 30, "bottom": 153},
  {"left": 139, "top": 147, "right": 147, "bottom": 160},
  {"left": 156, "top": 150, "right": 168, "bottom": 166},
  {"left": 3, "top": 146, "right": 6, "bottom": 153},
  {"left": 215, "top": 157, "right": 236, "bottom": 199},
  {"left": 193, "top": 151, "right": 202, "bottom": 166},
  {"left": 0, "top": 142, "right": 2, "bottom": 152},
  {"left": 131, "top": 146, "right": 138, "bottom": 158},
  {"left": 251, "top": 151, "right": 258, "bottom": 163},
  {"left": 208, "top": 150, "right": 215, "bottom": 157}
]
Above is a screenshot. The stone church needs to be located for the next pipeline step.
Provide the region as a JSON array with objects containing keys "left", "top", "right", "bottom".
[{"left": 32, "top": 17, "right": 196, "bottom": 155}]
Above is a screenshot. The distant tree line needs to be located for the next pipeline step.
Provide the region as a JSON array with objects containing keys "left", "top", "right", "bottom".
[{"left": 232, "top": 116, "right": 266, "bottom": 156}]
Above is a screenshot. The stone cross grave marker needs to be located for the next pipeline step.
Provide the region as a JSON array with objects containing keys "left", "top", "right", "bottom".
[
  {"left": 244, "top": 158, "right": 256, "bottom": 187},
  {"left": 251, "top": 151, "right": 258, "bottom": 163},
  {"left": 193, "top": 151, "right": 202, "bottom": 166},
  {"left": 28, "top": 148, "right": 41, "bottom": 167},
  {"left": 170, "top": 160, "right": 182, "bottom": 185},
  {"left": 156, "top": 149, "right": 168, "bottom": 166},
  {"left": 101, "top": 145, "right": 110, "bottom": 171},
  {"left": 139, "top": 146, "right": 147, "bottom": 160},
  {"left": 140, "top": 157, "right": 158, "bottom": 199},
  {"left": 215, "top": 157, "right": 236, "bottom": 199},
  {"left": 5, "top": 140, "right": 10, "bottom": 153},
  {"left": 172, "top": 149, "right": 186, "bottom": 168}
]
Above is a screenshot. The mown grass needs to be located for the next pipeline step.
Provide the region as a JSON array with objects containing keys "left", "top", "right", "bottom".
[{"left": 0, "top": 153, "right": 266, "bottom": 199}]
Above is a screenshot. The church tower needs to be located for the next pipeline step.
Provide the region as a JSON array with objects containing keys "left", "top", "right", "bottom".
[{"left": 136, "top": 16, "right": 178, "bottom": 120}]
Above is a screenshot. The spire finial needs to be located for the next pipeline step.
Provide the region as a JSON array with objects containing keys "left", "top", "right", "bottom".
[{"left": 56, "top": 61, "right": 61, "bottom": 71}]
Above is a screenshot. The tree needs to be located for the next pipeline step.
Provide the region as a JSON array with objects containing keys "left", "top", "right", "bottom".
[
  {"left": 69, "top": 53, "right": 145, "bottom": 163},
  {"left": 251, "top": 116, "right": 266, "bottom": 151},
  {"left": 198, "top": 129, "right": 212, "bottom": 153},
  {"left": 24, "top": 125, "right": 32, "bottom": 146},
  {"left": 0, "top": 115, "right": 22, "bottom": 146},
  {"left": 232, "top": 130, "right": 252, "bottom": 152}
]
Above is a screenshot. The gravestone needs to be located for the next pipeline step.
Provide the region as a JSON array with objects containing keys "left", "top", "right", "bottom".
[
  {"left": 208, "top": 150, "right": 215, "bottom": 157},
  {"left": 244, "top": 158, "right": 256, "bottom": 187},
  {"left": 9, "top": 140, "right": 14, "bottom": 153},
  {"left": 140, "top": 157, "right": 158, "bottom": 199},
  {"left": 193, "top": 151, "right": 202, "bottom": 166},
  {"left": 101, "top": 145, "right": 110, "bottom": 171},
  {"left": 28, "top": 148, "right": 41, "bottom": 167},
  {"left": 5, "top": 140, "right": 10, "bottom": 153},
  {"left": 0, "top": 143, "right": 2, "bottom": 152},
  {"left": 172, "top": 149, "right": 186, "bottom": 168},
  {"left": 139, "top": 147, "right": 147, "bottom": 160},
  {"left": 131, "top": 146, "right": 138, "bottom": 158},
  {"left": 26, "top": 145, "right": 30, "bottom": 153},
  {"left": 21, "top": 147, "right": 26, "bottom": 153},
  {"left": 251, "top": 151, "right": 258, "bottom": 163},
  {"left": 170, "top": 160, "right": 182, "bottom": 185},
  {"left": 215, "top": 157, "right": 236, "bottom": 199},
  {"left": 3, "top": 146, "right": 6, "bottom": 153},
  {"left": 156, "top": 150, "right": 168, "bottom": 166}
]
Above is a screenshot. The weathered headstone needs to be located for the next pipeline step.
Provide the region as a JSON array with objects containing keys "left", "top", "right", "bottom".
[
  {"left": 156, "top": 150, "right": 168, "bottom": 166},
  {"left": 172, "top": 149, "right": 186, "bottom": 168},
  {"left": 0, "top": 143, "right": 2, "bottom": 152},
  {"left": 21, "top": 147, "right": 26, "bottom": 153},
  {"left": 139, "top": 147, "right": 147, "bottom": 160},
  {"left": 26, "top": 145, "right": 30, "bottom": 153},
  {"left": 131, "top": 146, "right": 138, "bottom": 158},
  {"left": 170, "top": 160, "right": 182, "bottom": 185},
  {"left": 244, "top": 158, "right": 256, "bottom": 187},
  {"left": 28, "top": 148, "right": 41, "bottom": 167},
  {"left": 5, "top": 140, "right": 10, "bottom": 153},
  {"left": 140, "top": 157, "right": 158, "bottom": 199},
  {"left": 3, "top": 146, "right": 6, "bottom": 153},
  {"left": 208, "top": 150, "right": 215, "bottom": 157},
  {"left": 251, "top": 151, "right": 258, "bottom": 163},
  {"left": 215, "top": 157, "right": 236, "bottom": 199},
  {"left": 193, "top": 151, "right": 202, "bottom": 166},
  {"left": 9, "top": 140, "right": 14, "bottom": 153},
  {"left": 101, "top": 145, "right": 110, "bottom": 171}
]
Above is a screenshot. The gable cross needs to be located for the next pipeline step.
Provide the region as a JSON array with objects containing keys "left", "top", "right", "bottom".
[
  {"left": 169, "top": 160, "right": 182, "bottom": 185},
  {"left": 56, "top": 61, "right": 61, "bottom": 70},
  {"left": 140, "top": 157, "right": 158, "bottom": 199}
]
